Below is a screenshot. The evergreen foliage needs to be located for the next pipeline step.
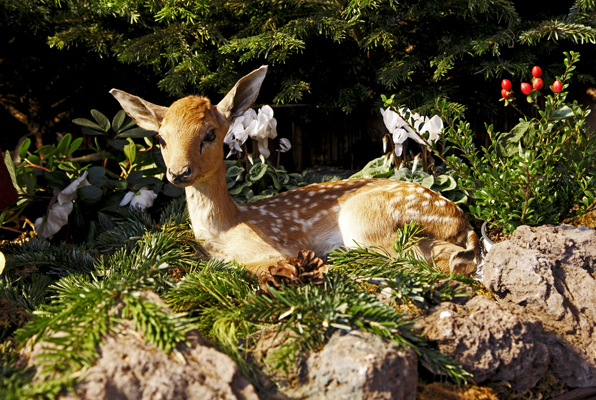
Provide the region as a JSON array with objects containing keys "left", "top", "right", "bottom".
[
  {"left": 1, "top": 197, "right": 476, "bottom": 397},
  {"left": 15, "top": 0, "right": 595, "bottom": 115}
]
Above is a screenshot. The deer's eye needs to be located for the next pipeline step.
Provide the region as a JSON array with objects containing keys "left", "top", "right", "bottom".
[
  {"left": 204, "top": 130, "right": 216, "bottom": 142},
  {"left": 156, "top": 135, "right": 166, "bottom": 148}
]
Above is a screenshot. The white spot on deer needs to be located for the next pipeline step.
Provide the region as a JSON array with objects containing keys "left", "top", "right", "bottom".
[
  {"left": 405, "top": 194, "right": 418, "bottom": 201},
  {"left": 416, "top": 187, "right": 425, "bottom": 193},
  {"left": 308, "top": 191, "right": 317, "bottom": 197},
  {"left": 310, "top": 202, "right": 318, "bottom": 208},
  {"left": 405, "top": 209, "right": 420, "bottom": 217},
  {"left": 423, "top": 192, "right": 432, "bottom": 199},
  {"left": 435, "top": 200, "right": 447, "bottom": 207},
  {"left": 332, "top": 205, "right": 341, "bottom": 212},
  {"left": 320, "top": 210, "right": 329, "bottom": 216},
  {"left": 271, "top": 227, "right": 281, "bottom": 233}
]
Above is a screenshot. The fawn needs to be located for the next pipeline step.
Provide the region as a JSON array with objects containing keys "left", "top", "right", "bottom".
[{"left": 111, "top": 66, "right": 479, "bottom": 275}]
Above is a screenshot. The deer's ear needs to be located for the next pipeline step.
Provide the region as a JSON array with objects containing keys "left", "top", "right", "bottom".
[
  {"left": 217, "top": 66, "right": 268, "bottom": 120},
  {"left": 110, "top": 89, "right": 168, "bottom": 132}
]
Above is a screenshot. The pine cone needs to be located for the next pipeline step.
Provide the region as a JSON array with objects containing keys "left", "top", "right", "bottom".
[{"left": 258, "top": 250, "right": 327, "bottom": 294}]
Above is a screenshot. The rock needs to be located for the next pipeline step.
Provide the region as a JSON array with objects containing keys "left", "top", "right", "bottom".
[
  {"left": 419, "top": 296, "right": 550, "bottom": 391},
  {"left": 68, "top": 325, "right": 258, "bottom": 400},
  {"left": 260, "top": 330, "right": 418, "bottom": 400},
  {"left": 19, "top": 293, "right": 258, "bottom": 400},
  {"left": 483, "top": 224, "right": 596, "bottom": 388}
]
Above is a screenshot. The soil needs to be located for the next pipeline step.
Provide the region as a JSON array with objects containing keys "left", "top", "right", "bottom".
[{"left": 484, "top": 223, "right": 511, "bottom": 244}]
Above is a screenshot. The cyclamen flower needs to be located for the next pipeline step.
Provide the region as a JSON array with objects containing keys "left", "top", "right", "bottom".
[
  {"left": 120, "top": 188, "right": 158, "bottom": 210},
  {"left": 224, "top": 106, "right": 278, "bottom": 158},
  {"left": 279, "top": 138, "right": 292, "bottom": 153},
  {"left": 380, "top": 108, "right": 444, "bottom": 157},
  {"left": 224, "top": 108, "right": 257, "bottom": 153},
  {"left": 34, "top": 171, "right": 90, "bottom": 239}
]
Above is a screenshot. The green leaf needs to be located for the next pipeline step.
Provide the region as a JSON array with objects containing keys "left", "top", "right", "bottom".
[
  {"left": 550, "top": 106, "right": 574, "bottom": 121},
  {"left": 432, "top": 175, "right": 457, "bottom": 192},
  {"left": 226, "top": 165, "right": 245, "bottom": 178},
  {"left": 91, "top": 109, "right": 111, "bottom": 132},
  {"left": 248, "top": 163, "right": 268, "bottom": 182},
  {"left": 87, "top": 166, "right": 107, "bottom": 187},
  {"left": 151, "top": 146, "right": 167, "bottom": 173},
  {"left": 100, "top": 191, "right": 127, "bottom": 212},
  {"left": 68, "top": 137, "right": 84, "bottom": 155},
  {"left": 418, "top": 174, "right": 434, "bottom": 188},
  {"left": 56, "top": 134, "right": 73, "bottom": 157},
  {"left": 35, "top": 145, "right": 57, "bottom": 156},
  {"left": 118, "top": 127, "right": 156, "bottom": 138},
  {"left": 44, "top": 171, "right": 71, "bottom": 190},
  {"left": 123, "top": 139, "right": 137, "bottom": 164},
  {"left": 4, "top": 150, "right": 19, "bottom": 190},
  {"left": 19, "top": 138, "right": 31, "bottom": 159},
  {"left": 109, "top": 139, "right": 129, "bottom": 150},
  {"left": 78, "top": 185, "right": 104, "bottom": 204},
  {"left": 73, "top": 118, "right": 104, "bottom": 131},
  {"left": 164, "top": 183, "right": 185, "bottom": 197},
  {"left": 495, "top": 121, "right": 532, "bottom": 158},
  {"left": 82, "top": 127, "right": 108, "bottom": 136},
  {"left": 112, "top": 110, "right": 127, "bottom": 133}
]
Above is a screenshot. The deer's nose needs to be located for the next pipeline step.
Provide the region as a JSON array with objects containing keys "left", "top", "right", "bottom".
[{"left": 168, "top": 166, "right": 192, "bottom": 184}]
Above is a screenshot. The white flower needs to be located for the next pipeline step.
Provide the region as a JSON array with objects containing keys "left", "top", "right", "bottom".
[
  {"left": 420, "top": 115, "right": 444, "bottom": 143},
  {"left": 120, "top": 188, "right": 158, "bottom": 210},
  {"left": 34, "top": 202, "right": 73, "bottom": 239},
  {"left": 380, "top": 107, "right": 426, "bottom": 152},
  {"left": 249, "top": 106, "right": 278, "bottom": 158},
  {"left": 279, "top": 138, "right": 292, "bottom": 153},
  {"left": 35, "top": 171, "right": 90, "bottom": 239},
  {"left": 224, "top": 109, "right": 258, "bottom": 153}
]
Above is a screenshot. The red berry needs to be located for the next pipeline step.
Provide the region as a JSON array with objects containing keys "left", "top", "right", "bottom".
[
  {"left": 501, "top": 89, "right": 511, "bottom": 99},
  {"left": 501, "top": 79, "right": 512, "bottom": 91},
  {"left": 532, "top": 66, "right": 542, "bottom": 78},
  {"left": 532, "top": 78, "right": 544, "bottom": 90},
  {"left": 520, "top": 82, "right": 533, "bottom": 95},
  {"left": 552, "top": 80, "right": 563, "bottom": 93}
]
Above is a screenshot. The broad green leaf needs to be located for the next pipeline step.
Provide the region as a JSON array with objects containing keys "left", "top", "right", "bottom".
[
  {"left": 56, "top": 134, "right": 73, "bottom": 156},
  {"left": 123, "top": 138, "right": 137, "bottom": 164},
  {"left": 81, "top": 127, "right": 108, "bottom": 136},
  {"left": 19, "top": 138, "right": 31, "bottom": 159},
  {"left": 550, "top": 106, "right": 574, "bottom": 121},
  {"left": 91, "top": 109, "right": 111, "bottom": 132},
  {"left": 68, "top": 137, "right": 84, "bottom": 155},
  {"left": 109, "top": 139, "right": 129, "bottom": 150},
  {"left": 73, "top": 118, "right": 104, "bottom": 130},
  {"left": 0, "top": 252, "right": 5, "bottom": 275},
  {"left": 87, "top": 166, "right": 107, "bottom": 187},
  {"left": 35, "top": 145, "right": 57, "bottom": 156},
  {"left": 495, "top": 121, "right": 532, "bottom": 158},
  {"left": 248, "top": 163, "right": 268, "bottom": 182},
  {"left": 4, "top": 151, "right": 19, "bottom": 190},
  {"left": 118, "top": 127, "right": 156, "bottom": 138},
  {"left": 44, "top": 171, "right": 71, "bottom": 190},
  {"left": 419, "top": 175, "right": 434, "bottom": 188},
  {"left": 164, "top": 183, "right": 185, "bottom": 197},
  {"left": 226, "top": 165, "right": 245, "bottom": 178},
  {"left": 78, "top": 185, "right": 104, "bottom": 204},
  {"left": 112, "top": 110, "right": 127, "bottom": 133}
]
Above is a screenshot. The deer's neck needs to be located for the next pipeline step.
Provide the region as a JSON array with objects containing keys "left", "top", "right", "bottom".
[{"left": 185, "top": 161, "right": 239, "bottom": 239}]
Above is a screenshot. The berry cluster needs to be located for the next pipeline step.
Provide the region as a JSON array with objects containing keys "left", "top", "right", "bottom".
[{"left": 500, "top": 66, "right": 563, "bottom": 105}]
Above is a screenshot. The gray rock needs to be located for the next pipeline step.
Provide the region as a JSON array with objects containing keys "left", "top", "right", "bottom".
[
  {"left": 419, "top": 295, "right": 550, "bottom": 391},
  {"left": 67, "top": 325, "right": 258, "bottom": 400},
  {"left": 19, "top": 293, "right": 258, "bottom": 400},
  {"left": 483, "top": 224, "right": 596, "bottom": 388},
  {"left": 271, "top": 330, "right": 417, "bottom": 400}
]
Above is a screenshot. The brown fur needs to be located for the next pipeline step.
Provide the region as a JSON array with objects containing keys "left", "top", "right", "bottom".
[{"left": 111, "top": 67, "right": 479, "bottom": 276}]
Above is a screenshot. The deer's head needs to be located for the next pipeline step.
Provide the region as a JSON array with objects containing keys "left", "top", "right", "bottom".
[{"left": 111, "top": 66, "right": 268, "bottom": 187}]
